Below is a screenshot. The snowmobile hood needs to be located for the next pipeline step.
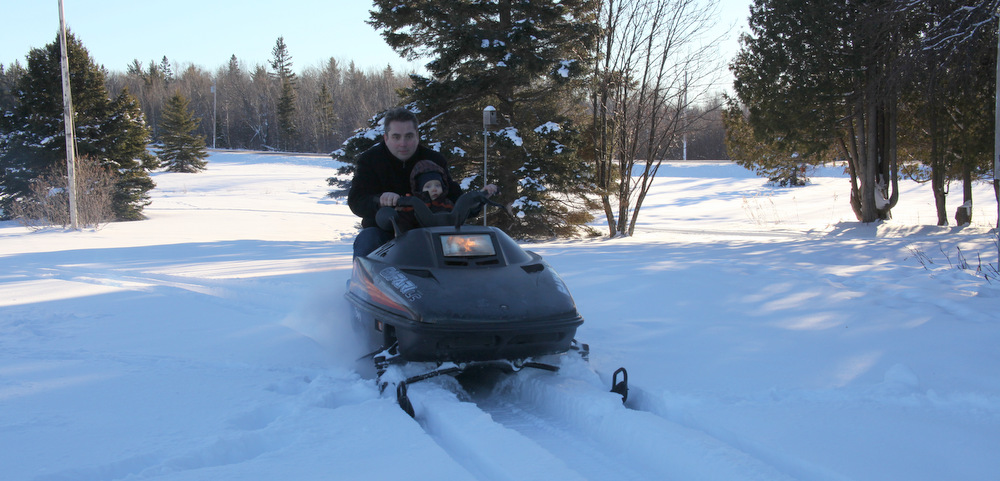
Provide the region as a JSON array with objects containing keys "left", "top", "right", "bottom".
[{"left": 348, "top": 226, "right": 582, "bottom": 327}]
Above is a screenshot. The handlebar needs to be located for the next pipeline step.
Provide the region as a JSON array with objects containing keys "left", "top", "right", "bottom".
[
  {"left": 399, "top": 190, "right": 492, "bottom": 228},
  {"left": 376, "top": 190, "right": 508, "bottom": 235}
]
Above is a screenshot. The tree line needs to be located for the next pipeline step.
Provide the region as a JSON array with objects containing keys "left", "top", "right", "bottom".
[
  {"left": 13, "top": 0, "right": 986, "bottom": 236},
  {"left": 728, "top": 0, "right": 998, "bottom": 225},
  {"left": 104, "top": 39, "right": 413, "bottom": 154},
  {"left": 0, "top": 1, "right": 733, "bottom": 235},
  {"left": 0, "top": 33, "right": 416, "bottom": 223}
]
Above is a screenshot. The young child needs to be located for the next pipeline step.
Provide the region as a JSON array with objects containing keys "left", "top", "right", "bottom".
[
  {"left": 388, "top": 160, "right": 455, "bottom": 232},
  {"left": 377, "top": 159, "right": 497, "bottom": 234},
  {"left": 410, "top": 160, "right": 455, "bottom": 212}
]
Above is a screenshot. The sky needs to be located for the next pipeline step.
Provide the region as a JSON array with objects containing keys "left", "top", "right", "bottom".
[
  {"left": 1, "top": 0, "right": 425, "bottom": 74},
  {"left": 2, "top": 0, "right": 751, "bottom": 77}
]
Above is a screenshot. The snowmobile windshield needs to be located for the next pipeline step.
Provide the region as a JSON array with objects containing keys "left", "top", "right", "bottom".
[{"left": 440, "top": 233, "right": 496, "bottom": 257}]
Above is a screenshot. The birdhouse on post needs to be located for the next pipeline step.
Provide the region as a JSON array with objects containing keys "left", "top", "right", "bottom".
[{"left": 483, "top": 105, "right": 498, "bottom": 129}]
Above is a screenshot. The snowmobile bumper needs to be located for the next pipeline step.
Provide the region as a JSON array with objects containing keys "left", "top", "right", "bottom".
[{"left": 391, "top": 315, "right": 583, "bottom": 362}]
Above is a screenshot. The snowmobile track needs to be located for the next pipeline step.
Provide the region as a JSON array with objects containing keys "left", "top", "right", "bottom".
[{"left": 399, "top": 363, "right": 797, "bottom": 481}]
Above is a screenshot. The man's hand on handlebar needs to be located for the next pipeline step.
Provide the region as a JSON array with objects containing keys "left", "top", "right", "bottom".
[
  {"left": 379, "top": 192, "right": 400, "bottom": 207},
  {"left": 482, "top": 184, "right": 498, "bottom": 197}
]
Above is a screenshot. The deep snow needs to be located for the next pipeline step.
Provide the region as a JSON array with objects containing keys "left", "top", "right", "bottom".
[{"left": 1, "top": 150, "right": 998, "bottom": 481}]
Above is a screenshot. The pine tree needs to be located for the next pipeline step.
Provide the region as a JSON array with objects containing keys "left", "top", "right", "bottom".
[
  {"left": 158, "top": 56, "right": 174, "bottom": 83},
  {"left": 270, "top": 37, "right": 297, "bottom": 152},
  {"left": 276, "top": 81, "right": 297, "bottom": 151},
  {"left": 158, "top": 92, "right": 208, "bottom": 173},
  {"left": 0, "top": 31, "right": 155, "bottom": 221},
  {"left": 316, "top": 83, "right": 338, "bottom": 152},
  {"left": 722, "top": 97, "right": 835, "bottom": 187},
  {"left": 0, "top": 61, "right": 24, "bottom": 112},
  {"left": 358, "top": 0, "right": 599, "bottom": 237},
  {"left": 105, "top": 87, "right": 158, "bottom": 219}
]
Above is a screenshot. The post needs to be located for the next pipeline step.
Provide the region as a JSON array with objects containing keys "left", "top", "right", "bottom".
[
  {"left": 211, "top": 80, "right": 217, "bottom": 149},
  {"left": 994, "top": 7, "right": 999, "bottom": 257},
  {"left": 483, "top": 129, "right": 488, "bottom": 226},
  {"left": 682, "top": 71, "right": 688, "bottom": 161},
  {"left": 483, "top": 106, "right": 497, "bottom": 226},
  {"left": 58, "top": 0, "right": 79, "bottom": 230}
]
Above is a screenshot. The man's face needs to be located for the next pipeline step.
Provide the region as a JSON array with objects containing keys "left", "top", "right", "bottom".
[{"left": 384, "top": 120, "right": 418, "bottom": 161}]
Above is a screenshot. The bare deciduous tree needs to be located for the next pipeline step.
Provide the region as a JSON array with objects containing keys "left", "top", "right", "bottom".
[
  {"left": 591, "top": 0, "right": 728, "bottom": 236},
  {"left": 11, "top": 156, "right": 115, "bottom": 229}
]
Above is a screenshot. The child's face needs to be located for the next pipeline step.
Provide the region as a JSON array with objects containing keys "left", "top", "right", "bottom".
[{"left": 422, "top": 179, "right": 443, "bottom": 200}]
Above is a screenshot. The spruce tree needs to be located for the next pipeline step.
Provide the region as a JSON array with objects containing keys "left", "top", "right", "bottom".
[
  {"left": 0, "top": 32, "right": 155, "bottom": 221},
  {"left": 105, "top": 87, "right": 158, "bottom": 219},
  {"left": 316, "top": 83, "right": 337, "bottom": 152},
  {"left": 0, "top": 62, "right": 24, "bottom": 112},
  {"left": 353, "top": 0, "right": 599, "bottom": 237},
  {"left": 270, "top": 37, "right": 298, "bottom": 152},
  {"left": 158, "top": 92, "right": 208, "bottom": 173}
]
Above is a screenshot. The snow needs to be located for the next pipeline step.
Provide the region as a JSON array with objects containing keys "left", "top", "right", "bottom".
[
  {"left": 556, "top": 60, "right": 574, "bottom": 78},
  {"left": 498, "top": 126, "right": 523, "bottom": 146},
  {"left": 2, "top": 151, "right": 999, "bottom": 481},
  {"left": 534, "top": 121, "right": 561, "bottom": 134}
]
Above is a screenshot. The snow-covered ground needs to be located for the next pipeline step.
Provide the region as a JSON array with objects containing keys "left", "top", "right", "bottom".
[{"left": 1, "top": 150, "right": 998, "bottom": 481}]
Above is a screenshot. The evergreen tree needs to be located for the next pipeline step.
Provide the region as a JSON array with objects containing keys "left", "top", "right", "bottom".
[
  {"left": 722, "top": 97, "right": 836, "bottom": 187},
  {"left": 0, "top": 61, "right": 24, "bottom": 112},
  {"left": 316, "top": 83, "right": 338, "bottom": 152},
  {"left": 732, "top": 0, "right": 996, "bottom": 224},
  {"left": 118, "top": 57, "right": 171, "bottom": 142},
  {"left": 731, "top": 0, "right": 923, "bottom": 222},
  {"left": 349, "top": 0, "right": 599, "bottom": 237},
  {"left": 157, "top": 91, "right": 208, "bottom": 173},
  {"left": 897, "top": 0, "right": 998, "bottom": 225},
  {"left": 215, "top": 55, "right": 247, "bottom": 149},
  {"left": 158, "top": 56, "right": 174, "bottom": 83},
  {"left": 270, "top": 37, "right": 298, "bottom": 151},
  {"left": 105, "top": 87, "right": 158, "bottom": 219},
  {"left": 0, "top": 32, "right": 155, "bottom": 221}
]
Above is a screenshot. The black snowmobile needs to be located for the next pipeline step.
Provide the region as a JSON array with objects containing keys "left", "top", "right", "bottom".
[{"left": 346, "top": 191, "right": 628, "bottom": 415}]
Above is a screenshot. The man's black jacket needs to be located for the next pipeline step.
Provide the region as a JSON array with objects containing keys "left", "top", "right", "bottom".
[{"left": 347, "top": 143, "right": 463, "bottom": 228}]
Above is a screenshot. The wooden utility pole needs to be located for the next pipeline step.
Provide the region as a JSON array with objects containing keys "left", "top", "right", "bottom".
[
  {"left": 58, "top": 0, "right": 79, "bottom": 230},
  {"left": 994, "top": 8, "right": 999, "bottom": 256},
  {"left": 995, "top": 8, "right": 1000, "bottom": 226}
]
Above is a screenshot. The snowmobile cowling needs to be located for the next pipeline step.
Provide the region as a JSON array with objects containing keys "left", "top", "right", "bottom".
[{"left": 346, "top": 194, "right": 583, "bottom": 363}]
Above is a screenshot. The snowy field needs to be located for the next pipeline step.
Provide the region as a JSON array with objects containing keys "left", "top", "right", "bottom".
[{"left": 1, "top": 150, "right": 998, "bottom": 481}]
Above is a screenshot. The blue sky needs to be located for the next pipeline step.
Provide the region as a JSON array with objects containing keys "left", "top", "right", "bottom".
[
  {"left": 2, "top": 0, "right": 749, "bottom": 77},
  {"left": 1, "top": 0, "right": 423, "bottom": 74}
]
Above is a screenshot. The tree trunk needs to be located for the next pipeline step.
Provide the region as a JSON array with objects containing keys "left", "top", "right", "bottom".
[
  {"left": 930, "top": 95, "right": 948, "bottom": 225},
  {"left": 955, "top": 163, "right": 974, "bottom": 225},
  {"left": 862, "top": 100, "right": 879, "bottom": 222}
]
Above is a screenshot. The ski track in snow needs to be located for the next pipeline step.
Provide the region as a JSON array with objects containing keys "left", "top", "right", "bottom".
[{"left": 397, "top": 357, "right": 798, "bottom": 481}]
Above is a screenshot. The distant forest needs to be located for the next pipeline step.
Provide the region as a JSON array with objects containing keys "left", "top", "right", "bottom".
[
  {"left": 104, "top": 52, "right": 411, "bottom": 154},
  {"left": 101, "top": 49, "right": 727, "bottom": 159},
  {"left": 1, "top": 35, "right": 727, "bottom": 159}
]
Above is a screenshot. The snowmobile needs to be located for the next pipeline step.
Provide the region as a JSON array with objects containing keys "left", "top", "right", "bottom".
[{"left": 346, "top": 191, "right": 628, "bottom": 416}]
